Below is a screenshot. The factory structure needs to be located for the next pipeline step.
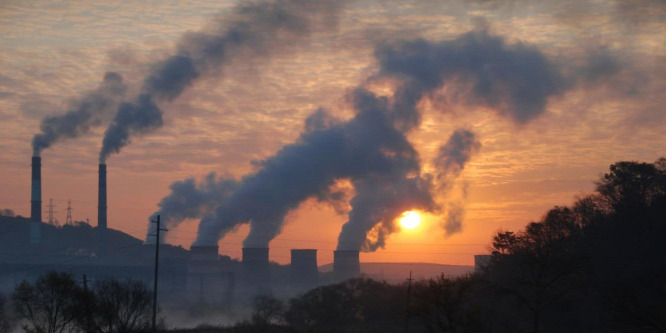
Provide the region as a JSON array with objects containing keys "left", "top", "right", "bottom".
[{"left": 6, "top": 156, "right": 364, "bottom": 305}]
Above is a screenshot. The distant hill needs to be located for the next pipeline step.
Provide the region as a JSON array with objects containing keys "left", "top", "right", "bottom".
[
  {"left": 0, "top": 215, "right": 189, "bottom": 266},
  {"left": 319, "top": 262, "right": 473, "bottom": 283}
]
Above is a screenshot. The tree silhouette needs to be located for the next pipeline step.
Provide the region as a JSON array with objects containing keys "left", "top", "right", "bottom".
[
  {"left": 91, "top": 278, "right": 153, "bottom": 333},
  {"left": 411, "top": 274, "right": 483, "bottom": 333},
  {"left": 12, "top": 271, "right": 84, "bottom": 333}
]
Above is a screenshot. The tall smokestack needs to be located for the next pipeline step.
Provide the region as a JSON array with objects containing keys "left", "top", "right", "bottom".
[
  {"left": 290, "top": 249, "right": 318, "bottom": 288},
  {"left": 242, "top": 247, "right": 270, "bottom": 293},
  {"left": 98, "top": 164, "right": 107, "bottom": 253},
  {"left": 333, "top": 250, "right": 360, "bottom": 281},
  {"left": 30, "top": 156, "right": 42, "bottom": 244}
]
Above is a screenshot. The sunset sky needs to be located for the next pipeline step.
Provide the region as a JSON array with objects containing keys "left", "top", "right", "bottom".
[{"left": 1, "top": 0, "right": 664, "bottom": 266}]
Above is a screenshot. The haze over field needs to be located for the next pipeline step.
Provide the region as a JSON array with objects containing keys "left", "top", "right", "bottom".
[{"left": 0, "top": 0, "right": 664, "bottom": 265}]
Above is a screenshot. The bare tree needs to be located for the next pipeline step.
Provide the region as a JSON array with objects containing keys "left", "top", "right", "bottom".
[
  {"left": 0, "top": 293, "right": 13, "bottom": 332},
  {"left": 92, "top": 278, "right": 153, "bottom": 333},
  {"left": 251, "top": 294, "right": 284, "bottom": 326},
  {"left": 11, "top": 271, "right": 84, "bottom": 333}
]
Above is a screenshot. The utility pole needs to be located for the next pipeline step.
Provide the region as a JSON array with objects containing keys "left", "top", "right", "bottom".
[
  {"left": 150, "top": 215, "right": 167, "bottom": 332},
  {"left": 403, "top": 270, "right": 413, "bottom": 333}
]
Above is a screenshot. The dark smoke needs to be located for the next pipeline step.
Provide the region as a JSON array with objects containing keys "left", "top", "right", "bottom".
[
  {"left": 444, "top": 201, "right": 465, "bottom": 235},
  {"left": 375, "top": 28, "right": 566, "bottom": 124},
  {"left": 434, "top": 129, "right": 481, "bottom": 236},
  {"left": 99, "top": 0, "right": 347, "bottom": 162},
  {"left": 335, "top": 88, "right": 437, "bottom": 251},
  {"left": 31, "top": 72, "right": 126, "bottom": 156},
  {"left": 191, "top": 29, "right": 562, "bottom": 251},
  {"left": 434, "top": 128, "right": 481, "bottom": 191},
  {"left": 194, "top": 87, "right": 432, "bottom": 247},
  {"left": 100, "top": 95, "right": 162, "bottom": 161},
  {"left": 146, "top": 173, "right": 238, "bottom": 244}
]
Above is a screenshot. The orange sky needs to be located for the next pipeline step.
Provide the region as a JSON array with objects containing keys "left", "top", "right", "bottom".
[{"left": 0, "top": 0, "right": 664, "bottom": 266}]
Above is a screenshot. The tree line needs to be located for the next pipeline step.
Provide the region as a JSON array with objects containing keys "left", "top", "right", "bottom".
[
  {"left": 250, "top": 158, "right": 666, "bottom": 332},
  {"left": 6, "top": 272, "right": 153, "bottom": 333}
]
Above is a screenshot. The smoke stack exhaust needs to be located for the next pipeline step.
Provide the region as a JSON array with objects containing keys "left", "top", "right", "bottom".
[
  {"left": 242, "top": 247, "right": 270, "bottom": 293},
  {"left": 290, "top": 249, "right": 318, "bottom": 288},
  {"left": 98, "top": 164, "right": 107, "bottom": 253},
  {"left": 30, "top": 156, "right": 42, "bottom": 244},
  {"left": 333, "top": 250, "right": 360, "bottom": 281}
]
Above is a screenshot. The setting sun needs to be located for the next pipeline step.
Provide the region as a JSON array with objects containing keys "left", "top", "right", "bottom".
[{"left": 399, "top": 211, "right": 421, "bottom": 230}]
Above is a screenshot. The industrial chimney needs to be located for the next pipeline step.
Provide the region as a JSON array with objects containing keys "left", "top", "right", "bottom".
[
  {"left": 333, "top": 250, "right": 360, "bottom": 281},
  {"left": 290, "top": 249, "right": 318, "bottom": 288},
  {"left": 30, "top": 156, "right": 42, "bottom": 244},
  {"left": 242, "top": 247, "right": 270, "bottom": 292},
  {"left": 98, "top": 164, "right": 107, "bottom": 254}
]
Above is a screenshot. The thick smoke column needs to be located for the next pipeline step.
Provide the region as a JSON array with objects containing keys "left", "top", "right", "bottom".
[
  {"left": 31, "top": 72, "right": 126, "bottom": 156},
  {"left": 335, "top": 88, "right": 437, "bottom": 251},
  {"left": 194, "top": 86, "right": 431, "bottom": 247},
  {"left": 191, "top": 29, "right": 565, "bottom": 250},
  {"left": 99, "top": 0, "right": 347, "bottom": 162},
  {"left": 146, "top": 173, "right": 238, "bottom": 244},
  {"left": 336, "top": 29, "right": 562, "bottom": 251}
]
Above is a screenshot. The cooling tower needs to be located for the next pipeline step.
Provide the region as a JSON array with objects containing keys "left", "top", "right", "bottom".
[
  {"left": 29, "top": 156, "right": 42, "bottom": 244},
  {"left": 290, "top": 249, "right": 318, "bottom": 287},
  {"left": 242, "top": 247, "right": 270, "bottom": 290},
  {"left": 190, "top": 245, "right": 219, "bottom": 261},
  {"left": 97, "top": 164, "right": 107, "bottom": 254},
  {"left": 333, "top": 250, "right": 360, "bottom": 281},
  {"left": 186, "top": 245, "right": 234, "bottom": 304}
]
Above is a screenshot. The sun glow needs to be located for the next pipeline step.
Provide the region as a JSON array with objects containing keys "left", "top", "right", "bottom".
[{"left": 399, "top": 211, "right": 421, "bottom": 230}]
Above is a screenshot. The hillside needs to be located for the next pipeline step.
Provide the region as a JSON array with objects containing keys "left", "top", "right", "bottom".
[{"left": 0, "top": 215, "right": 189, "bottom": 266}]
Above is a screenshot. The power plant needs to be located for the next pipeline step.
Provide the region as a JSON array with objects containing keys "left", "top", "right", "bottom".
[{"left": 12, "top": 156, "right": 373, "bottom": 305}]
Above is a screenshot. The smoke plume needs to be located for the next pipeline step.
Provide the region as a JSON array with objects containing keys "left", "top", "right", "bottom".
[
  {"left": 146, "top": 173, "right": 238, "bottom": 244},
  {"left": 31, "top": 72, "right": 126, "bottom": 156},
  {"left": 434, "top": 128, "right": 481, "bottom": 191},
  {"left": 375, "top": 28, "right": 566, "bottom": 124},
  {"left": 99, "top": 0, "right": 348, "bottom": 162},
  {"left": 194, "top": 85, "right": 433, "bottom": 247},
  {"left": 189, "top": 29, "right": 563, "bottom": 251},
  {"left": 434, "top": 129, "right": 481, "bottom": 236}
]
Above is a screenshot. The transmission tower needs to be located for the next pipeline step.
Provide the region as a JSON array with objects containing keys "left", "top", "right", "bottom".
[
  {"left": 47, "top": 199, "right": 58, "bottom": 226},
  {"left": 66, "top": 200, "right": 73, "bottom": 225}
]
